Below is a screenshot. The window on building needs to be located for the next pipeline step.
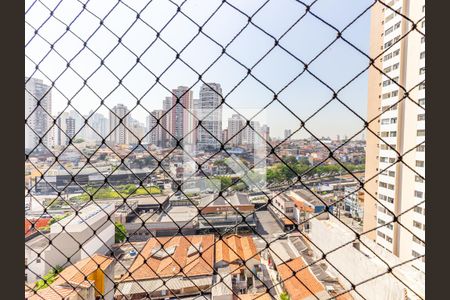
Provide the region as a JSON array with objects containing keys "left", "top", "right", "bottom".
[
  {"left": 417, "top": 144, "right": 425, "bottom": 152},
  {"left": 421, "top": 36, "right": 425, "bottom": 44},
  {"left": 416, "top": 160, "right": 425, "bottom": 167},
  {"left": 420, "top": 51, "right": 425, "bottom": 59},
  {"left": 413, "top": 221, "right": 423, "bottom": 230},
  {"left": 417, "top": 129, "right": 425, "bottom": 136},
  {"left": 417, "top": 114, "right": 425, "bottom": 121},
  {"left": 393, "top": 49, "right": 400, "bottom": 56},
  {"left": 389, "top": 131, "right": 397, "bottom": 137},
  {"left": 392, "top": 63, "right": 399, "bottom": 70},
  {"left": 394, "top": 21, "right": 401, "bottom": 29},
  {"left": 414, "top": 206, "right": 424, "bottom": 214},
  {"left": 415, "top": 175, "right": 424, "bottom": 183},
  {"left": 385, "top": 26, "right": 393, "bottom": 35},
  {"left": 419, "top": 67, "right": 425, "bottom": 74},
  {"left": 418, "top": 98, "right": 425, "bottom": 106},
  {"left": 414, "top": 190, "right": 424, "bottom": 198}
]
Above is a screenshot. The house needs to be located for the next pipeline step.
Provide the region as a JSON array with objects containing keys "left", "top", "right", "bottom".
[
  {"left": 25, "top": 204, "right": 115, "bottom": 285},
  {"left": 197, "top": 193, "right": 256, "bottom": 233},
  {"left": 115, "top": 235, "right": 215, "bottom": 299},
  {"left": 268, "top": 193, "right": 296, "bottom": 231},
  {"left": 277, "top": 256, "right": 352, "bottom": 300},
  {"left": 214, "top": 235, "right": 262, "bottom": 296},
  {"left": 26, "top": 254, "right": 115, "bottom": 300}
]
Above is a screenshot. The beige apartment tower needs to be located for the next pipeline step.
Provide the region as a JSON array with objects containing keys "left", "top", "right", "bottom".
[{"left": 363, "top": 0, "right": 425, "bottom": 273}]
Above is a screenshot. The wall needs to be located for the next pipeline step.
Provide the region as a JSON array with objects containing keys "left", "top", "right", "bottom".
[{"left": 308, "top": 218, "right": 424, "bottom": 300}]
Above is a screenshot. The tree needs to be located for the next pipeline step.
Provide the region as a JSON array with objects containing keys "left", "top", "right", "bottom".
[
  {"left": 115, "top": 222, "right": 127, "bottom": 243},
  {"left": 280, "top": 292, "right": 290, "bottom": 300},
  {"left": 34, "top": 266, "right": 63, "bottom": 290}
]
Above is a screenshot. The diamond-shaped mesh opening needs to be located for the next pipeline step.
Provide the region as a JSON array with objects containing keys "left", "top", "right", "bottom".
[{"left": 25, "top": 0, "right": 425, "bottom": 299}]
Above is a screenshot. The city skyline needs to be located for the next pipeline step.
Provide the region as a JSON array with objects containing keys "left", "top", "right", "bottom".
[{"left": 25, "top": 0, "right": 373, "bottom": 140}]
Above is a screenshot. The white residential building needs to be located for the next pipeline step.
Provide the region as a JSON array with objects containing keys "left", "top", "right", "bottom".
[
  {"left": 196, "top": 83, "right": 223, "bottom": 150},
  {"left": 109, "top": 104, "right": 130, "bottom": 145},
  {"left": 364, "top": 0, "right": 425, "bottom": 273},
  {"left": 227, "top": 114, "right": 245, "bottom": 147},
  {"left": 25, "top": 204, "right": 115, "bottom": 284}
]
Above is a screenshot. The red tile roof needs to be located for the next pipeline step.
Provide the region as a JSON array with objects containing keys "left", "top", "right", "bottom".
[
  {"left": 122, "top": 235, "right": 215, "bottom": 281},
  {"left": 25, "top": 218, "right": 51, "bottom": 237},
  {"left": 216, "top": 234, "right": 260, "bottom": 264},
  {"left": 277, "top": 257, "right": 326, "bottom": 300}
]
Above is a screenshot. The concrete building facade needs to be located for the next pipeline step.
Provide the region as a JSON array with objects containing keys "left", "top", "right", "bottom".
[{"left": 363, "top": 0, "right": 425, "bottom": 273}]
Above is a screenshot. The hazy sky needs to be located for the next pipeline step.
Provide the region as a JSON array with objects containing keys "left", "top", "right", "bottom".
[{"left": 25, "top": 0, "right": 373, "bottom": 139}]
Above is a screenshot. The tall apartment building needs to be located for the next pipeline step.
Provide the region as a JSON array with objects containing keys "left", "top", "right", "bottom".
[
  {"left": 196, "top": 83, "right": 223, "bottom": 150},
  {"left": 146, "top": 110, "right": 165, "bottom": 147},
  {"left": 168, "top": 86, "right": 195, "bottom": 146},
  {"left": 128, "top": 117, "right": 146, "bottom": 145},
  {"left": 56, "top": 111, "right": 69, "bottom": 146},
  {"left": 109, "top": 104, "right": 130, "bottom": 145},
  {"left": 363, "top": 0, "right": 425, "bottom": 273},
  {"left": 261, "top": 124, "right": 270, "bottom": 142},
  {"left": 242, "top": 120, "right": 261, "bottom": 146},
  {"left": 227, "top": 114, "right": 245, "bottom": 147},
  {"left": 284, "top": 129, "right": 292, "bottom": 141},
  {"left": 25, "top": 77, "right": 53, "bottom": 151},
  {"left": 85, "top": 111, "right": 109, "bottom": 142},
  {"left": 65, "top": 117, "right": 76, "bottom": 140}
]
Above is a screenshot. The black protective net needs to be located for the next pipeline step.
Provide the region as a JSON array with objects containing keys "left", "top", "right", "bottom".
[{"left": 25, "top": 0, "right": 425, "bottom": 299}]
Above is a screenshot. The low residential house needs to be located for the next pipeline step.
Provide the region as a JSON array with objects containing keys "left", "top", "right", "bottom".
[
  {"left": 25, "top": 204, "right": 115, "bottom": 285},
  {"left": 343, "top": 186, "right": 364, "bottom": 221},
  {"left": 215, "top": 235, "right": 262, "bottom": 296},
  {"left": 116, "top": 234, "right": 215, "bottom": 299},
  {"left": 26, "top": 254, "right": 115, "bottom": 300},
  {"left": 277, "top": 256, "right": 352, "bottom": 300},
  {"left": 198, "top": 193, "right": 256, "bottom": 233},
  {"left": 269, "top": 194, "right": 296, "bottom": 231}
]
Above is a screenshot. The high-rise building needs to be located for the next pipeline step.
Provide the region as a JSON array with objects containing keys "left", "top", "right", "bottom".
[
  {"left": 56, "top": 112, "right": 69, "bottom": 146},
  {"left": 146, "top": 110, "right": 165, "bottom": 147},
  {"left": 261, "top": 125, "right": 270, "bottom": 141},
  {"left": 227, "top": 114, "right": 245, "bottom": 147},
  {"left": 196, "top": 83, "right": 223, "bottom": 150},
  {"left": 242, "top": 120, "right": 261, "bottom": 146},
  {"left": 109, "top": 104, "right": 130, "bottom": 145},
  {"left": 128, "top": 117, "right": 146, "bottom": 145},
  {"left": 65, "top": 117, "right": 76, "bottom": 140},
  {"left": 83, "top": 111, "right": 109, "bottom": 142},
  {"left": 25, "top": 77, "right": 52, "bottom": 151},
  {"left": 363, "top": 0, "right": 425, "bottom": 273},
  {"left": 222, "top": 129, "right": 228, "bottom": 144},
  {"left": 168, "top": 87, "right": 195, "bottom": 146},
  {"left": 284, "top": 129, "right": 292, "bottom": 141}
]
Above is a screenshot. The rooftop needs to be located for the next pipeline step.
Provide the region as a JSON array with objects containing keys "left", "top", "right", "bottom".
[
  {"left": 277, "top": 256, "right": 329, "bottom": 300},
  {"left": 121, "top": 234, "right": 215, "bottom": 281},
  {"left": 27, "top": 254, "right": 113, "bottom": 300},
  {"left": 216, "top": 234, "right": 260, "bottom": 265}
]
